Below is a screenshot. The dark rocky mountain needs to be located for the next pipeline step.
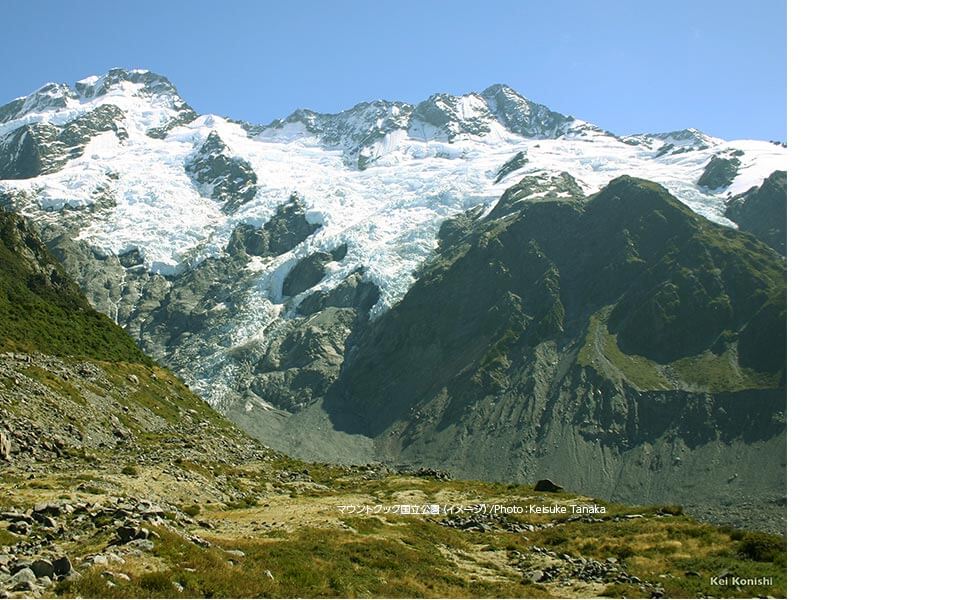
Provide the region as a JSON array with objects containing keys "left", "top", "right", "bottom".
[
  {"left": 725, "top": 170, "right": 787, "bottom": 256},
  {"left": 296, "top": 175, "right": 787, "bottom": 527}
]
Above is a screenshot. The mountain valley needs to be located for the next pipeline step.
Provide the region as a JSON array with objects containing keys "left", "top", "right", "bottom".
[
  {"left": 0, "top": 208, "right": 787, "bottom": 598},
  {"left": 0, "top": 69, "right": 788, "bottom": 538}
]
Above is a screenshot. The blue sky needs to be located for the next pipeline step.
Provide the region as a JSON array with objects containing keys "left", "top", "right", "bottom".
[{"left": 2, "top": 0, "right": 785, "bottom": 140}]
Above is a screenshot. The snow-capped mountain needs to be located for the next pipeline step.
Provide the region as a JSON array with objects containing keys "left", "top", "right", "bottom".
[{"left": 0, "top": 68, "right": 786, "bottom": 416}]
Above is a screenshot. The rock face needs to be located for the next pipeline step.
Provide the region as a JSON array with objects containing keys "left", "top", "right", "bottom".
[
  {"left": 282, "top": 245, "right": 347, "bottom": 298},
  {"left": 697, "top": 152, "right": 743, "bottom": 190},
  {"left": 725, "top": 170, "right": 787, "bottom": 256},
  {"left": 185, "top": 131, "right": 258, "bottom": 213},
  {"left": 495, "top": 151, "right": 529, "bottom": 183},
  {"left": 0, "top": 105, "right": 128, "bottom": 180},
  {"left": 480, "top": 84, "right": 574, "bottom": 138},
  {"left": 227, "top": 195, "right": 320, "bottom": 257},
  {"left": 308, "top": 175, "right": 787, "bottom": 521}
]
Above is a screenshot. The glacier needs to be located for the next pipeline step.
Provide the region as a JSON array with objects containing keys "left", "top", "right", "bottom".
[{"left": 0, "top": 69, "right": 786, "bottom": 408}]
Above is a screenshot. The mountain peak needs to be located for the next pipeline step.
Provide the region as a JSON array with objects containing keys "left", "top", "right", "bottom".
[
  {"left": 74, "top": 67, "right": 182, "bottom": 100},
  {"left": 480, "top": 83, "right": 522, "bottom": 98},
  {"left": 479, "top": 83, "right": 574, "bottom": 138}
]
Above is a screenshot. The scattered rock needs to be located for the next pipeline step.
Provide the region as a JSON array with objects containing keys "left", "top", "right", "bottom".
[
  {"left": 113, "top": 524, "right": 153, "bottom": 545},
  {"left": 6, "top": 522, "right": 30, "bottom": 536},
  {"left": 9, "top": 561, "right": 30, "bottom": 575},
  {"left": 409, "top": 467, "right": 451, "bottom": 481}
]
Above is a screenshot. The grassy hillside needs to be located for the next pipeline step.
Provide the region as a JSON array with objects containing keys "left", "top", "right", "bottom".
[
  {"left": 0, "top": 210, "right": 148, "bottom": 363},
  {"left": 0, "top": 353, "right": 786, "bottom": 599}
]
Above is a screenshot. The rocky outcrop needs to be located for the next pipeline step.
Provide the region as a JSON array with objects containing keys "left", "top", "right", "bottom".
[
  {"left": 227, "top": 195, "right": 320, "bottom": 257},
  {"left": 534, "top": 479, "right": 564, "bottom": 493},
  {"left": 495, "top": 151, "right": 529, "bottom": 183},
  {"left": 0, "top": 105, "right": 127, "bottom": 179},
  {"left": 281, "top": 245, "right": 347, "bottom": 298},
  {"left": 725, "top": 170, "right": 787, "bottom": 256},
  {"left": 697, "top": 152, "right": 742, "bottom": 190},
  {"left": 298, "top": 270, "right": 380, "bottom": 316},
  {"left": 185, "top": 131, "right": 258, "bottom": 213}
]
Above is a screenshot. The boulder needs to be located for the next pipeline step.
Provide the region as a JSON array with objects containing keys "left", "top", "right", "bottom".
[
  {"left": 523, "top": 570, "right": 545, "bottom": 584},
  {"left": 0, "top": 430, "right": 10, "bottom": 461},
  {"left": 51, "top": 556, "right": 72, "bottom": 577},
  {"left": 7, "top": 567, "right": 37, "bottom": 592},
  {"left": 0, "top": 511, "right": 32, "bottom": 523},
  {"left": 533, "top": 479, "right": 564, "bottom": 493},
  {"left": 113, "top": 524, "right": 151, "bottom": 545},
  {"left": 29, "top": 559, "right": 54, "bottom": 579},
  {"left": 7, "top": 522, "right": 30, "bottom": 535}
]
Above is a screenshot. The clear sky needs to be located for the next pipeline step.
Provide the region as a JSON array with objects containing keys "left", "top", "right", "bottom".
[{"left": 2, "top": 0, "right": 785, "bottom": 140}]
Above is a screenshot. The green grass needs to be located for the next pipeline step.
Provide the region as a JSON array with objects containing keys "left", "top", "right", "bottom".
[
  {"left": 578, "top": 308, "right": 780, "bottom": 392},
  {"left": 0, "top": 529, "right": 20, "bottom": 546},
  {"left": 578, "top": 310, "right": 670, "bottom": 390},
  {"left": 0, "top": 211, "right": 149, "bottom": 363},
  {"left": 517, "top": 511, "right": 785, "bottom": 598},
  {"left": 21, "top": 365, "right": 89, "bottom": 405},
  {"left": 669, "top": 347, "right": 781, "bottom": 391},
  {"left": 57, "top": 524, "right": 551, "bottom": 599}
]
